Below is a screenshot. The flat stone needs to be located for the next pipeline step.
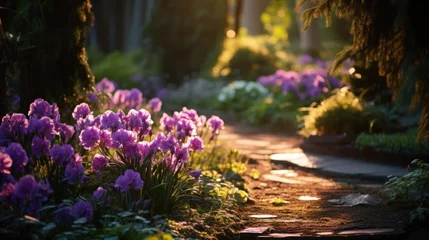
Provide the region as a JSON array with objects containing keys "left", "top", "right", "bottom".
[
  {"left": 337, "top": 228, "right": 395, "bottom": 235},
  {"left": 270, "top": 169, "right": 299, "bottom": 177},
  {"left": 263, "top": 174, "right": 304, "bottom": 184},
  {"left": 317, "top": 231, "right": 334, "bottom": 235},
  {"left": 298, "top": 195, "right": 320, "bottom": 201},
  {"left": 270, "top": 149, "right": 408, "bottom": 178},
  {"left": 267, "top": 233, "right": 302, "bottom": 237},
  {"left": 249, "top": 214, "right": 278, "bottom": 219},
  {"left": 240, "top": 227, "right": 272, "bottom": 234},
  {"left": 234, "top": 139, "right": 271, "bottom": 147}
]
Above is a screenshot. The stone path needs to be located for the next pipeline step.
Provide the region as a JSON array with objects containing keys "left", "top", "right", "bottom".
[
  {"left": 219, "top": 123, "right": 408, "bottom": 181},
  {"left": 218, "top": 123, "right": 423, "bottom": 239}
]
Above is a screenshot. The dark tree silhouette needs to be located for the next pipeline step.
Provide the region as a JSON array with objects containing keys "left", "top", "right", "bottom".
[
  {"left": 299, "top": 0, "right": 429, "bottom": 141},
  {"left": 1, "top": 0, "right": 95, "bottom": 113}
]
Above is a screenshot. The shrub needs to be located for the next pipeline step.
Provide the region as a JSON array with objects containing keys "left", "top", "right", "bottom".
[
  {"left": 216, "top": 81, "right": 270, "bottom": 113},
  {"left": 211, "top": 36, "right": 289, "bottom": 81},
  {"left": 299, "top": 87, "right": 399, "bottom": 136}
]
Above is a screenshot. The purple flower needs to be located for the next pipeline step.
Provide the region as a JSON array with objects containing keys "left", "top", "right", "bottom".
[
  {"left": 55, "top": 204, "right": 73, "bottom": 225},
  {"left": 281, "top": 80, "right": 298, "bottom": 95},
  {"left": 316, "top": 59, "right": 328, "bottom": 69},
  {"left": 6, "top": 143, "right": 28, "bottom": 173},
  {"left": 87, "top": 93, "right": 98, "bottom": 103},
  {"left": 137, "top": 141, "right": 150, "bottom": 158},
  {"left": 99, "top": 130, "right": 112, "bottom": 148},
  {"left": 187, "top": 136, "right": 204, "bottom": 151},
  {"left": 176, "top": 119, "right": 197, "bottom": 140},
  {"left": 28, "top": 98, "right": 60, "bottom": 121},
  {"left": 124, "top": 143, "right": 139, "bottom": 158},
  {"left": 93, "top": 187, "right": 106, "bottom": 200},
  {"left": 92, "top": 154, "right": 108, "bottom": 172},
  {"left": 151, "top": 133, "right": 178, "bottom": 153},
  {"left": 0, "top": 151, "right": 13, "bottom": 174},
  {"left": 50, "top": 144, "right": 74, "bottom": 165},
  {"left": 57, "top": 123, "right": 75, "bottom": 143},
  {"left": 160, "top": 113, "right": 176, "bottom": 132},
  {"left": 173, "top": 146, "right": 189, "bottom": 164},
  {"left": 148, "top": 98, "right": 162, "bottom": 113},
  {"left": 64, "top": 154, "right": 86, "bottom": 185},
  {"left": 31, "top": 136, "right": 50, "bottom": 158},
  {"left": 111, "top": 129, "right": 137, "bottom": 149},
  {"left": 298, "top": 54, "right": 313, "bottom": 64},
  {"left": 28, "top": 116, "right": 56, "bottom": 141},
  {"left": 125, "top": 88, "right": 143, "bottom": 109},
  {"left": 207, "top": 116, "right": 224, "bottom": 134},
  {"left": 95, "top": 77, "right": 116, "bottom": 93},
  {"left": 131, "top": 72, "right": 143, "bottom": 82},
  {"left": 0, "top": 183, "right": 15, "bottom": 204},
  {"left": 190, "top": 169, "right": 202, "bottom": 181},
  {"left": 79, "top": 126, "right": 100, "bottom": 150},
  {"left": 9, "top": 113, "right": 29, "bottom": 136},
  {"left": 257, "top": 75, "right": 276, "bottom": 87},
  {"left": 114, "top": 169, "right": 144, "bottom": 192},
  {"left": 180, "top": 107, "right": 200, "bottom": 123},
  {"left": 111, "top": 89, "right": 129, "bottom": 107},
  {"left": 72, "top": 200, "right": 93, "bottom": 223},
  {"left": 125, "top": 109, "right": 153, "bottom": 136},
  {"left": 199, "top": 115, "right": 207, "bottom": 127},
  {"left": 100, "top": 110, "right": 122, "bottom": 131},
  {"left": 12, "top": 175, "right": 52, "bottom": 217},
  {"left": 72, "top": 103, "right": 91, "bottom": 121},
  {"left": 156, "top": 88, "right": 169, "bottom": 99}
]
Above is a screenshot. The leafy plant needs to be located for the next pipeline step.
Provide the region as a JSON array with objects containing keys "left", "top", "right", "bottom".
[
  {"left": 356, "top": 129, "right": 429, "bottom": 154},
  {"left": 386, "top": 159, "right": 429, "bottom": 224},
  {"left": 299, "top": 87, "right": 399, "bottom": 136}
]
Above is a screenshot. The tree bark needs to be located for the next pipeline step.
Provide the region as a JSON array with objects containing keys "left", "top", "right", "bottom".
[
  {"left": 297, "top": 1, "right": 321, "bottom": 56},
  {"left": 17, "top": 0, "right": 95, "bottom": 112},
  {"left": 240, "top": 0, "right": 270, "bottom": 35}
]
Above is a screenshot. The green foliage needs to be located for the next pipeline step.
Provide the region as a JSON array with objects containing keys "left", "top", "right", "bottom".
[
  {"left": 162, "top": 78, "right": 226, "bottom": 115},
  {"left": 146, "top": 0, "right": 227, "bottom": 85},
  {"left": 244, "top": 95, "right": 299, "bottom": 132},
  {"left": 299, "top": 0, "right": 429, "bottom": 141},
  {"left": 386, "top": 159, "right": 429, "bottom": 223},
  {"left": 211, "top": 36, "right": 289, "bottom": 81},
  {"left": 228, "top": 48, "right": 278, "bottom": 80},
  {"left": 217, "top": 80, "right": 270, "bottom": 113},
  {"left": 299, "top": 88, "right": 399, "bottom": 136},
  {"left": 261, "top": 0, "right": 292, "bottom": 43},
  {"left": 87, "top": 48, "right": 162, "bottom": 89},
  {"left": 356, "top": 129, "right": 429, "bottom": 154}
]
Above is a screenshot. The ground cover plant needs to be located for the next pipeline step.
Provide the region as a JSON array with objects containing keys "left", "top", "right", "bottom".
[
  {"left": 385, "top": 159, "right": 429, "bottom": 225},
  {"left": 356, "top": 129, "right": 429, "bottom": 155},
  {"left": 0, "top": 78, "right": 249, "bottom": 239}
]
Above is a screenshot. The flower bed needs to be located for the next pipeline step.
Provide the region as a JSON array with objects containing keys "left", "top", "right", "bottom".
[{"left": 0, "top": 80, "right": 249, "bottom": 239}]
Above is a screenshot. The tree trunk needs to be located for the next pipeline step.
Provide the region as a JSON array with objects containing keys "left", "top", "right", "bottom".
[
  {"left": 297, "top": 1, "right": 321, "bottom": 56},
  {"left": 17, "top": 0, "right": 95, "bottom": 112},
  {"left": 0, "top": 20, "right": 7, "bottom": 116},
  {"left": 240, "top": 0, "right": 270, "bottom": 35}
]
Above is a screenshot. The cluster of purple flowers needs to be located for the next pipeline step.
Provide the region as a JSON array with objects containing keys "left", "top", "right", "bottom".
[
  {"left": 55, "top": 200, "right": 94, "bottom": 224},
  {"left": 0, "top": 175, "right": 52, "bottom": 217},
  {"left": 257, "top": 69, "right": 343, "bottom": 100},
  {"left": 0, "top": 93, "right": 225, "bottom": 223},
  {"left": 90, "top": 78, "right": 165, "bottom": 114}
]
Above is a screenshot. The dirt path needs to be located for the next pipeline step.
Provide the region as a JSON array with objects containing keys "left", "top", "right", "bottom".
[{"left": 219, "top": 123, "right": 421, "bottom": 239}]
